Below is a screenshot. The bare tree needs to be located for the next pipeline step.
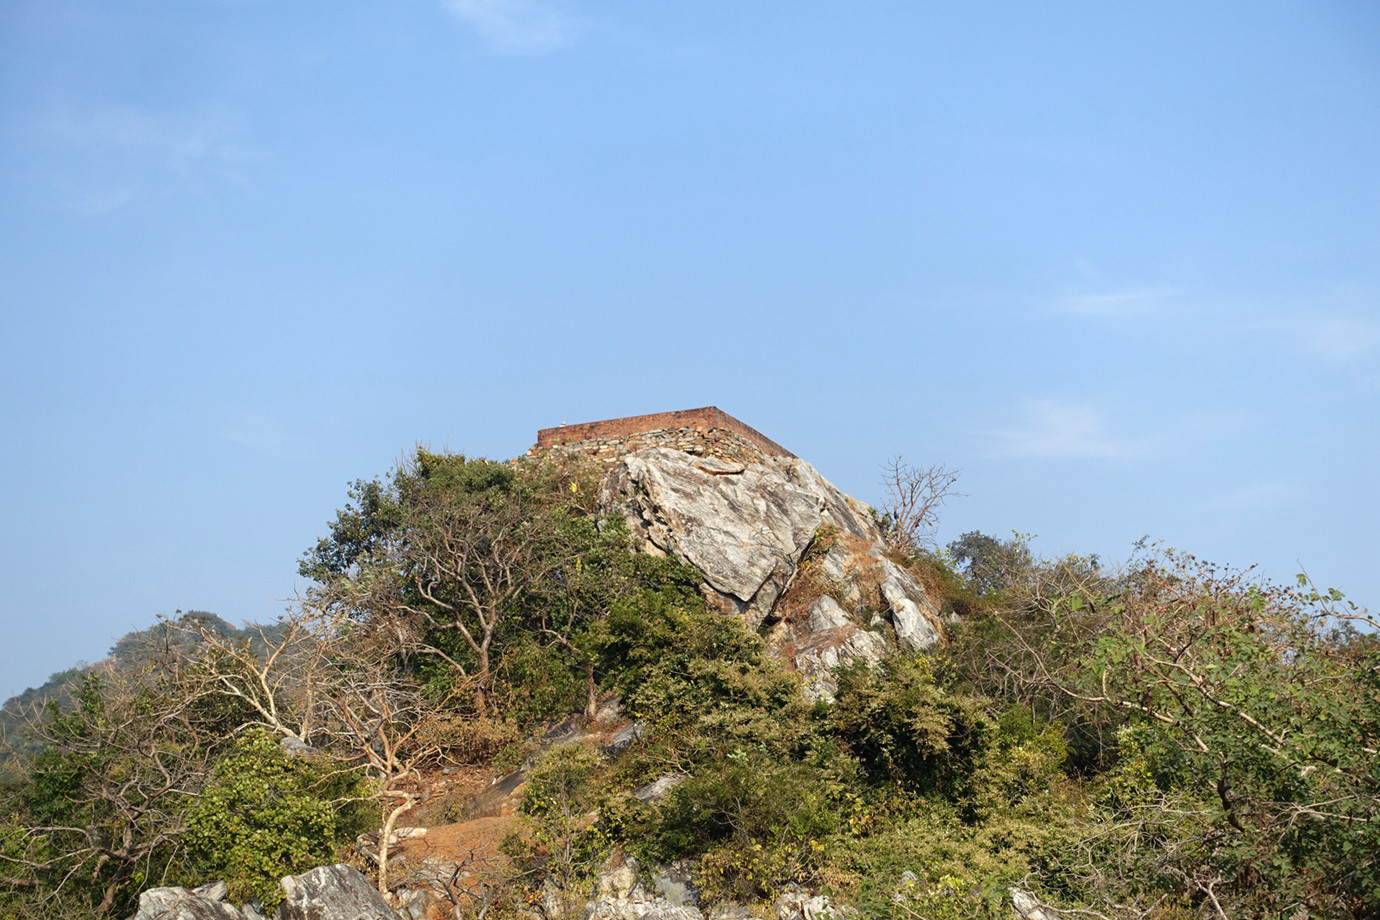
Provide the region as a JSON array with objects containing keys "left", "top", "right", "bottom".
[
  {"left": 166, "top": 610, "right": 333, "bottom": 743},
  {"left": 0, "top": 669, "right": 213, "bottom": 917},
  {"left": 879, "top": 456, "right": 962, "bottom": 553},
  {"left": 312, "top": 639, "right": 464, "bottom": 896}
]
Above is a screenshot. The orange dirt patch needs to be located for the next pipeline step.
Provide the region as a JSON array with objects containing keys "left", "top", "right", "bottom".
[{"left": 398, "top": 814, "right": 517, "bottom": 865}]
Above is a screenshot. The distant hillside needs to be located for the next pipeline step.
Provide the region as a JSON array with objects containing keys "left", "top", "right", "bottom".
[{"left": 0, "top": 611, "right": 280, "bottom": 764}]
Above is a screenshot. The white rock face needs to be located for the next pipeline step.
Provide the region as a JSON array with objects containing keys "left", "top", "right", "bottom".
[
  {"left": 127, "top": 886, "right": 246, "bottom": 920},
  {"left": 600, "top": 448, "right": 945, "bottom": 698},
  {"left": 277, "top": 864, "right": 402, "bottom": 920},
  {"left": 604, "top": 450, "right": 823, "bottom": 623},
  {"left": 878, "top": 562, "right": 943, "bottom": 652}
]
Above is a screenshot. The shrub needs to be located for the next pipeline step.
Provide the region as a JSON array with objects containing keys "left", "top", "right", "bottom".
[
  {"left": 831, "top": 655, "right": 992, "bottom": 803},
  {"left": 185, "top": 731, "right": 368, "bottom": 908},
  {"left": 651, "top": 752, "right": 850, "bottom": 902},
  {"left": 508, "top": 745, "right": 609, "bottom": 912}
]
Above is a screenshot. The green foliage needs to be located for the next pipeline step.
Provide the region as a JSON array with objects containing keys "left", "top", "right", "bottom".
[
  {"left": 3, "top": 672, "right": 209, "bottom": 917},
  {"left": 185, "top": 731, "right": 368, "bottom": 908},
  {"left": 830, "top": 808, "right": 1063, "bottom": 920},
  {"left": 945, "top": 531, "right": 1032, "bottom": 597},
  {"left": 509, "top": 745, "right": 609, "bottom": 909},
  {"left": 650, "top": 753, "right": 850, "bottom": 902},
  {"left": 831, "top": 656, "right": 992, "bottom": 803},
  {"left": 8, "top": 441, "right": 1377, "bottom": 920},
  {"left": 977, "top": 707, "right": 1069, "bottom": 809},
  {"left": 1056, "top": 556, "right": 1380, "bottom": 917}
]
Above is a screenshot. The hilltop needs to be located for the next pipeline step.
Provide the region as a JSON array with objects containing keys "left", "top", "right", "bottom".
[{"left": 1, "top": 410, "right": 1376, "bottom": 920}]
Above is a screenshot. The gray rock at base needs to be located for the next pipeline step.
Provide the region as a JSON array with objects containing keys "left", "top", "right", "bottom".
[
  {"left": 632, "top": 773, "right": 686, "bottom": 803},
  {"left": 276, "top": 864, "right": 402, "bottom": 920},
  {"left": 582, "top": 858, "right": 701, "bottom": 920},
  {"left": 128, "top": 886, "right": 245, "bottom": 920},
  {"left": 1009, "top": 889, "right": 1058, "bottom": 920},
  {"left": 773, "top": 887, "right": 850, "bottom": 920},
  {"left": 194, "top": 881, "right": 230, "bottom": 902},
  {"left": 706, "top": 907, "right": 759, "bottom": 920},
  {"left": 597, "top": 862, "right": 646, "bottom": 901},
  {"left": 650, "top": 861, "right": 698, "bottom": 908},
  {"left": 582, "top": 898, "right": 703, "bottom": 920}
]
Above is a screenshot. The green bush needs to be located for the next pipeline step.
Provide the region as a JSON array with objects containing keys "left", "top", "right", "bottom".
[
  {"left": 831, "top": 655, "right": 992, "bottom": 804},
  {"left": 508, "top": 745, "right": 609, "bottom": 911},
  {"left": 650, "top": 751, "right": 852, "bottom": 902},
  {"left": 185, "top": 731, "right": 368, "bottom": 908},
  {"left": 828, "top": 807, "right": 1065, "bottom": 920}
]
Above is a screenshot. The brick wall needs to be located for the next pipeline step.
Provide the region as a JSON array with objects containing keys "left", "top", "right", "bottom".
[{"left": 535, "top": 407, "right": 794, "bottom": 459}]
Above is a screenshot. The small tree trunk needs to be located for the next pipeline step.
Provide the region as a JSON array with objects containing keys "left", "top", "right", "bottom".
[
  {"left": 376, "top": 796, "right": 414, "bottom": 896},
  {"left": 584, "top": 663, "right": 598, "bottom": 723}
]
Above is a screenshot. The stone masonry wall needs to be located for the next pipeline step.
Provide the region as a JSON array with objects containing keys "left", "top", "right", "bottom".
[
  {"left": 535, "top": 407, "right": 795, "bottom": 460},
  {"left": 530, "top": 425, "right": 777, "bottom": 469}
]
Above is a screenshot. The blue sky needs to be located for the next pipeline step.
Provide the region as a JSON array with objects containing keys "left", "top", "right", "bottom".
[{"left": 2, "top": 1, "right": 1377, "bottom": 700}]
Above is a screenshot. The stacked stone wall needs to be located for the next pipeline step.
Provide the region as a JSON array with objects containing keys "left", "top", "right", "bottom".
[
  {"left": 529, "top": 426, "right": 775, "bottom": 469},
  {"left": 535, "top": 407, "right": 794, "bottom": 459}
]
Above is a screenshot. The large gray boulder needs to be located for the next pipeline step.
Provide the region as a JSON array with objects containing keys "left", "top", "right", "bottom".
[
  {"left": 601, "top": 448, "right": 945, "bottom": 697},
  {"left": 603, "top": 450, "right": 823, "bottom": 625},
  {"left": 276, "top": 864, "right": 402, "bottom": 920},
  {"left": 127, "top": 885, "right": 246, "bottom": 920}
]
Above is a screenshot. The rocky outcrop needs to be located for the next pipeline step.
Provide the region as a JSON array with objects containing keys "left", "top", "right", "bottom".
[
  {"left": 126, "top": 866, "right": 402, "bottom": 920},
  {"left": 576, "top": 861, "right": 851, "bottom": 920},
  {"left": 128, "top": 882, "right": 247, "bottom": 920},
  {"left": 277, "top": 865, "right": 402, "bottom": 920},
  {"left": 603, "top": 451, "right": 821, "bottom": 625},
  {"left": 599, "top": 448, "right": 945, "bottom": 699}
]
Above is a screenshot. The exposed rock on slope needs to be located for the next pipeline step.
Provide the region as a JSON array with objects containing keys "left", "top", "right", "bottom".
[
  {"left": 125, "top": 866, "right": 401, "bottom": 920},
  {"left": 599, "top": 447, "right": 944, "bottom": 699}
]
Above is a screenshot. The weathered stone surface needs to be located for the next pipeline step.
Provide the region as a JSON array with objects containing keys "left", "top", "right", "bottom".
[
  {"left": 601, "top": 447, "right": 945, "bottom": 696},
  {"left": 603, "top": 450, "right": 823, "bottom": 624},
  {"left": 1009, "top": 889, "right": 1058, "bottom": 920},
  {"left": 582, "top": 897, "right": 704, "bottom": 920},
  {"left": 807, "top": 596, "right": 850, "bottom": 632},
  {"left": 773, "top": 886, "right": 851, "bottom": 920},
  {"left": 279, "top": 736, "right": 319, "bottom": 757},
  {"left": 276, "top": 864, "right": 402, "bottom": 920},
  {"left": 128, "top": 886, "right": 245, "bottom": 920},
  {"left": 878, "top": 561, "right": 942, "bottom": 652},
  {"left": 194, "top": 881, "right": 230, "bottom": 902},
  {"left": 603, "top": 721, "right": 645, "bottom": 756},
  {"left": 632, "top": 773, "right": 685, "bottom": 803},
  {"left": 772, "top": 458, "right": 879, "bottom": 543},
  {"left": 792, "top": 625, "right": 892, "bottom": 702},
  {"left": 650, "top": 861, "right": 698, "bottom": 908}
]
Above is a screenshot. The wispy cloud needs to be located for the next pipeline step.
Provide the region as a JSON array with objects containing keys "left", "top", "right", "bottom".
[
  {"left": 981, "top": 400, "right": 1144, "bottom": 460},
  {"left": 445, "top": 0, "right": 577, "bottom": 53},
  {"left": 1206, "top": 480, "right": 1305, "bottom": 513},
  {"left": 219, "top": 412, "right": 298, "bottom": 458},
  {"left": 1053, "top": 287, "right": 1176, "bottom": 318},
  {"left": 35, "top": 107, "right": 254, "bottom": 213},
  {"left": 1294, "top": 313, "right": 1380, "bottom": 363}
]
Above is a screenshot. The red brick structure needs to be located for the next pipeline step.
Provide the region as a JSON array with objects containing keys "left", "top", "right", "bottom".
[{"left": 533, "top": 407, "right": 795, "bottom": 465}]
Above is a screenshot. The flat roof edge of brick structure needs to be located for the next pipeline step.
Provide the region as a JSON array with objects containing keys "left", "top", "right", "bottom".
[{"left": 535, "top": 406, "right": 796, "bottom": 458}]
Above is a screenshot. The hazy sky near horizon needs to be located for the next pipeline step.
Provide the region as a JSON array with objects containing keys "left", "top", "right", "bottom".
[{"left": 2, "top": 1, "right": 1377, "bottom": 700}]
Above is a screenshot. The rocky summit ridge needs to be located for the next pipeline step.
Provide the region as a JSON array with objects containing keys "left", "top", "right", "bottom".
[{"left": 536, "top": 408, "right": 946, "bottom": 701}]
